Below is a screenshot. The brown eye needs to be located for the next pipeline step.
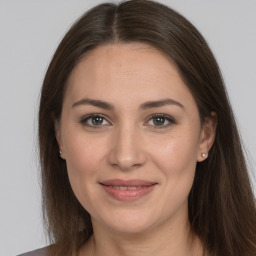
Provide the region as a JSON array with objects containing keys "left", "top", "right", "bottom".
[
  {"left": 152, "top": 116, "right": 166, "bottom": 126},
  {"left": 80, "top": 114, "right": 110, "bottom": 128},
  {"left": 147, "top": 114, "right": 176, "bottom": 128},
  {"left": 91, "top": 116, "right": 104, "bottom": 125}
]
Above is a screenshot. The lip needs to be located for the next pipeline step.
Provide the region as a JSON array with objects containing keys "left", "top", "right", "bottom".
[{"left": 99, "top": 179, "right": 157, "bottom": 202}]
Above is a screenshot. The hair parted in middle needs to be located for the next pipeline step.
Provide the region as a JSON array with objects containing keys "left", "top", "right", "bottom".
[{"left": 39, "top": 1, "right": 256, "bottom": 255}]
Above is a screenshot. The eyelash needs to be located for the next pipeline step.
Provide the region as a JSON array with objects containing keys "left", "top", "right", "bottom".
[
  {"left": 80, "top": 114, "right": 110, "bottom": 128},
  {"left": 146, "top": 113, "right": 176, "bottom": 128},
  {"left": 80, "top": 113, "right": 176, "bottom": 129}
]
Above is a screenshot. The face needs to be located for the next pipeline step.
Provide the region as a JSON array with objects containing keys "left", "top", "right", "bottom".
[{"left": 56, "top": 43, "right": 215, "bottom": 235}]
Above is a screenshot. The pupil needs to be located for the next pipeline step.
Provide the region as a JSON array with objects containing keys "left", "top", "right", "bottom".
[
  {"left": 92, "top": 116, "right": 103, "bottom": 125},
  {"left": 153, "top": 117, "right": 165, "bottom": 125}
]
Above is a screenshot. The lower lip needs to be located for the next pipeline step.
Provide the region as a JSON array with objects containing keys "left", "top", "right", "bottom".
[{"left": 101, "top": 185, "right": 156, "bottom": 202}]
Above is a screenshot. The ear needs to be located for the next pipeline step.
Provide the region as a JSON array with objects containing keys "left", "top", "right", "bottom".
[
  {"left": 197, "top": 112, "right": 217, "bottom": 162},
  {"left": 54, "top": 119, "right": 66, "bottom": 160}
]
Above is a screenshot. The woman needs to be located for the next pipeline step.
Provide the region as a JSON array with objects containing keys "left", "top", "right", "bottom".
[{"left": 19, "top": 0, "right": 256, "bottom": 255}]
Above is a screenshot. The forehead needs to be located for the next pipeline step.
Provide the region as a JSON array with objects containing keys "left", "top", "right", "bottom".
[
  {"left": 68, "top": 43, "right": 177, "bottom": 83},
  {"left": 65, "top": 43, "right": 196, "bottom": 111}
]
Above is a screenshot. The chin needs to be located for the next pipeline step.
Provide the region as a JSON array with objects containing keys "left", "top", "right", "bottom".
[{"left": 93, "top": 208, "right": 163, "bottom": 235}]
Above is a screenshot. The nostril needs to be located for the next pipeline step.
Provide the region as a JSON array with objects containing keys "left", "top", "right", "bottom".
[
  {"left": 107, "top": 133, "right": 147, "bottom": 170},
  {"left": 109, "top": 158, "right": 145, "bottom": 171}
]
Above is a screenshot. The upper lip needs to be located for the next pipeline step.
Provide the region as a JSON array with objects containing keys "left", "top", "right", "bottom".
[{"left": 99, "top": 179, "right": 157, "bottom": 187}]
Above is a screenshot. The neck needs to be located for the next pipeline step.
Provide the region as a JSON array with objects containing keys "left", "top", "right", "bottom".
[{"left": 81, "top": 211, "right": 204, "bottom": 256}]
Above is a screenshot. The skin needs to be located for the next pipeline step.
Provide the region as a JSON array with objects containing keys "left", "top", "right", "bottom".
[{"left": 56, "top": 43, "right": 216, "bottom": 256}]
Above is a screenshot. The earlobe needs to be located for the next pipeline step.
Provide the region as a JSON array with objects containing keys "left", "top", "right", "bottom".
[
  {"left": 54, "top": 120, "right": 66, "bottom": 159},
  {"left": 197, "top": 112, "right": 217, "bottom": 162}
]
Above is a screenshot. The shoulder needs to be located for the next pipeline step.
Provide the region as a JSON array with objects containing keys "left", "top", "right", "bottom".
[{"left": 17, "top": 247, "right": 49, "bottom": 256}]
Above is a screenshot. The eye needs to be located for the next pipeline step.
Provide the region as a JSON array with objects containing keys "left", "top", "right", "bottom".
[
  {"left": 80, "top": 114, "right": 110, "bottom": 128},
  {"left": 146, "top": 114, "right": 176, "bottom": 128}
]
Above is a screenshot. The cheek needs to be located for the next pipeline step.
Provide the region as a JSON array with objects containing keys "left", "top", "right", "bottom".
[
  {"left": 63, "top": 139, "right": 107, "bottom": 219},
  {"left": 149, "top": 132, "right": 199, "bottom": 197},
  {"left": 150, "top": 132, "right": 199, "bottom": 173},
  {"left": 65, "top": 137, "right": 106, "bottom": 182},
  {"left": 148, "top": 135, "right": 198, "bottom": 217},
  {"left": 62, "top": 131, "right": 108, "bottom": 204}
]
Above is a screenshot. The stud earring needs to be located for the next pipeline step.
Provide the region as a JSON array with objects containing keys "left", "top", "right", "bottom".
[
  {"left": 201, "top": 153, "right": 208, "bottom": 158},
  {"left": 59, "top": 150, "right": 62, "bottom": 156}
]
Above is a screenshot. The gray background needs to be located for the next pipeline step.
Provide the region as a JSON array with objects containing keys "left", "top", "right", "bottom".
[{"left": 0, "top": 1, "right": 255, "bottom": 255}]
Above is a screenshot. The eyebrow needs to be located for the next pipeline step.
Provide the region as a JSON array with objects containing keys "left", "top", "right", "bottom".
[
  {"left": 72, "top": 98, "right": 114, "bottom": 110},
  {"left": 72, "top": 98, "right": 184, "bottom": 110},
  {"left": 139, "top": 98, "right": 184, "bottom": 110}
]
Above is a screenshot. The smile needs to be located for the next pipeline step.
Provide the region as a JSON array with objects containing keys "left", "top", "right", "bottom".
[
  {"left": 99, "top": 179, "right": 157, "bottom": 202},
  {"left": 107, "top": 186, "right": 144, "bottom": 190}
]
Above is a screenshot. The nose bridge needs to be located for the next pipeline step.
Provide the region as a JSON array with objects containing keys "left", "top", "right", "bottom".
[{"left": 108, "top": 121, "right": 146, "bottom": 170}]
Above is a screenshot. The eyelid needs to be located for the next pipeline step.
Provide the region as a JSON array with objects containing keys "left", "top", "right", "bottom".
[
  {"left": 145, "top": 113, "right": 176, "bottom": 128},
  {"left": 80, "top": 113, "right": 111, "bottom": 128},
  {"left": 79, "top": 113, "right": 176, "bottom": 129}
]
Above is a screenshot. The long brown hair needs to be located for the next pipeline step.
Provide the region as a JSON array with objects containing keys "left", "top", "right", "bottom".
[{"left": 39, "top": 1, "right": 256, "bottom": 255}]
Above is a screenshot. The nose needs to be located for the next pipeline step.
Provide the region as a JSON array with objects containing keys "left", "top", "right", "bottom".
[{"left": 107, "top": 124, "right": 147, "bottom": 171}]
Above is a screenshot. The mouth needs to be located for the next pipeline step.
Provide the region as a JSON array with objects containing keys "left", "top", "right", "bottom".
[{"left": 99, "top": 179, "right": 157, "bottom": 202}]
